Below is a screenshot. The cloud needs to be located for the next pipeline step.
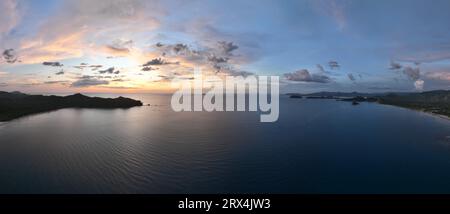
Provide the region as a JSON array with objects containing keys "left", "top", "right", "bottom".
[
  {"left": 98, "top": 67, "right": 115, "bottom": 74},
  {"left": 2, "top": 49, "right": 18, "bottom": 63},
  {"left": 7, "top": 0, "right": 161, "bottom": 64},
  {"left": 389, "top": 61, "right": 427, "bottom": 89},
  {"left": 328, "top": 60, "right": 340, "bottom": 69},
  {"left": 142, "top": 58, "right": 177, "bottom": 66},
  {"left": 389, "top": 61, "right": 402, "bottom": 70},
  {"left": 73, "top": 65, "right": 86, "bottom": 70},
  {"left": 111, "top": 78, "right": 126, "bottom": 82},
  {"left": 89, "top": 65, "right": 103, "bottom": 71},
  {"left": 347, "top": 73, "right": 355, "bottom": 81},
  {"left": 397, "top": 48, "right": 450, "bottom": 64},
  {"left": 284, "top": 69, "right": 331, "bottom": 83},
  {"left": 157, "top": 75, "right": 174, "bottom": 82},
  {"left": 55, "top": 70, "right": 64, "bottom": 75},
  {"left": 98, "top": 67, "right": 120, "bottom": 74},
  {"left": 154, "top": 43, "right": 192, "bottom": 56},
  {"left": 414, "top": 79, "right": 424, "bottom": 90},
  {"left": 402, "top": 66, "right": 420, "bottom": 81},
  {"left": 153, "top": 40, "right": 242, "bottom": 73},
  {"left": 141, "top": 66, "right": 157, "bottom": 71},
  {"left": 43, "top": 61, "right": 64, "bottom": 67},
  {"left": 424, "top": 69, "right": 450, "bottom": 82},
  {"left": 316, "top": 64, "right": 326, "bottom": 73},
  {"left": 172, "top": 43, "right": 189, "bottom": 54},
  {"left": 218, "top": 41, "right": 239, "bottom": 55},
  {"left": 71, "top": 75, "right": 109, "bottom": 87},
  {"left": 0, "top": 0, "right": 20, "bottom": 38},
  {"left": 225, "top": 70, "right": 254, "bottom": 77},
  {"left": 105, "top": 39, "right": 133, "bottom": 54},
  {"left": 44, "top": 80, "right": 69, "bottom": 85},
  {"left": 208, "top": 55, "right": 229, "bottom": 71}
]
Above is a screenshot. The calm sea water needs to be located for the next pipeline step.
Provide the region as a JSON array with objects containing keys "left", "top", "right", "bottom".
[{"left": 1, "top": 94, "right": 450, "bottom": 193}]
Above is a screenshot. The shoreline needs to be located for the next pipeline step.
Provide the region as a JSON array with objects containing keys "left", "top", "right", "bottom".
[
  {"left": 378, "top": 103, "right": 450, "bottom": 121},
  {"left": 0, "top": 92, "right": 143, "bottom": 122}
]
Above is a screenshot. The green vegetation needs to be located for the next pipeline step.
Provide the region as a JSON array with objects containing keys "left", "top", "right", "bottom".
[
  {"left": 0, "top": 92, "right": 143, "bottom": 122},
  {"left": 378, "top": 90, "right": 450, "bottom": 117}
]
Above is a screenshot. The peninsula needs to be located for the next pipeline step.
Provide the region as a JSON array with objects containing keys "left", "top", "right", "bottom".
[{"left": 0, "top": 91, "right": 143, "bottom": 122}]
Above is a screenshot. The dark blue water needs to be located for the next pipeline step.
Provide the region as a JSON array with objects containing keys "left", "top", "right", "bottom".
[{"left": 0, "top": 94, "right": 450, "bottom": 193}]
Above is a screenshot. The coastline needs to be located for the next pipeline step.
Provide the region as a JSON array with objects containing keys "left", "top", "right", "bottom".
[
  {"left": 378, "top": 103, "right": 450, "bottom": 121},
  {"left": 0, "top": 92, "right": 143, "bottom": 122}
]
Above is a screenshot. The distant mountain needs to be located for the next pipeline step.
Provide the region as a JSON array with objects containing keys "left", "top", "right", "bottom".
[
  {"left": 286, "top": 91, "right": 385, "bottom": 98},
  {"left": 287, "top": 90, "right": 450, "bottom": 118},
  {"left": 0, "top": 92, "right": 143, "bottom": 121}
]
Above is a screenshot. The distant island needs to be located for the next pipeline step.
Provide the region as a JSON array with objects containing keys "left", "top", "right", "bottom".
[
  {"left": 287, "top": 90, "right": 450, "bottom": 118},
  {"left": 0, "top": 91, "right": 143, "bottom": 122}
]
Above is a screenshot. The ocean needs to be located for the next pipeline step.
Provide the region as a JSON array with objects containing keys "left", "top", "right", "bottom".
[{"left": 0, "top": 94, "right": 450, "bottom": 193}]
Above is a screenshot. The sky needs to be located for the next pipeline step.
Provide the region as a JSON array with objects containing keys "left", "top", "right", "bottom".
[{"left": 1, "top": 0, "right": 450, "bottom": 94}]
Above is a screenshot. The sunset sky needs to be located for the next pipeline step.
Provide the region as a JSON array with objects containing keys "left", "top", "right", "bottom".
[{"left": 1, "top": 0, "right": 450, "bottom": 93}]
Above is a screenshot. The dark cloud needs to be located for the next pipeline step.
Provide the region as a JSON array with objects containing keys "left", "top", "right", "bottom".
[
  {"left": 142, "top": 58, "right": 177, "bottom": 66},
  {"left": 208, "top": 55, "right": 229, "bottom": 72},
  {"left": 73, "top": 63, "right": 90, "bottom": 69},
  {"left": 89, "top": 65, "right": 103, "bottom": 71},
  {"left": 0, "top": 83, "right": 8, "bottom": 87},
  {"left": 71, "top": 75, "right": 109, "bottom": 87},
  {"left": 98, "top": 67, "right": 120, "bottom": 74},
  {"left": 284, "top": 69, "right": 331, "bottom": 83},
  {"left": 112, "top": 79, "right": 125, "bottom": 82},
  {"left": 218, "top": 41, "right": 239, "bottom": 55},
  {"left": 173, "top": 43, "right": 189, "bottom": 54},
  {"left": 141, "top": 66, "right": 157, "bottom": 71},
  {"left": 156, "top": 43, "right": 194, "bottom": 56},
  {"left": 347, "top": 73, "right": 355, "bottom": 81},
  {"left": 157, "top": 75, "right": 174, "bottom": 81},
  {"left": 55, "top": 70, "right": 65, "bottom": 75},
  {"left": 389, "top": 61, "right": 402, "bottom": 70},
  {"left": 208, "top": 56, "right": 228, "bottom": 64},
  {"left": 2, "top": 49, "right": 18, "bottom": 63},
  {"left": 402, "top": 66, "right": 420, "bottom": 81},
  {"left": 153, "top": 40, "right": 242, "bottom": 73},
  {"left": 43, "top": 61, "right": 63, "bottom": 67},
  {"left": 328, "top": 61, "right": 340, "bottom": 69}
]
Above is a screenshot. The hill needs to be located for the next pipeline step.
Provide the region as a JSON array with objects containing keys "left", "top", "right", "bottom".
[{"left": 0, "top": 92, "right": 143, "bottom": 121}]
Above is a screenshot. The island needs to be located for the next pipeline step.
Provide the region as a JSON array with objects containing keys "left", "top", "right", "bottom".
[
  {"left": 287, "top": 90, "right": 450, "bottom": 118},
  {"left": 0, "top": 91, "right": 143, "bottom": 122}
]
